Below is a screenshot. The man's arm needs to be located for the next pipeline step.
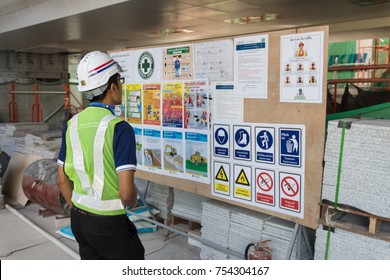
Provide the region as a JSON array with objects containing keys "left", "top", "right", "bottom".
[
  {"left": 57, "top": 165, "right": 73, "bottom": 207},
  {"left": 118, "top": 170, "right": 137, "bottom": 208}
]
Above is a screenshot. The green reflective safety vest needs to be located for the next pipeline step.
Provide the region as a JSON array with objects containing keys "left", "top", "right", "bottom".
[{"left": 64, "top": 107, "right": 125, "bottom": 215}]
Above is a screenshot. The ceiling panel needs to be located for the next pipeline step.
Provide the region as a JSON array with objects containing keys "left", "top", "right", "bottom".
[{"left": 0, "top": 0, "right": 388, "bottom": 54}]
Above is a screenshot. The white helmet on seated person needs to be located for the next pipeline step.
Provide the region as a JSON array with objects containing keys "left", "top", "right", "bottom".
[{"left": 77, "top": 51, "right": 122, "bottom": 100}]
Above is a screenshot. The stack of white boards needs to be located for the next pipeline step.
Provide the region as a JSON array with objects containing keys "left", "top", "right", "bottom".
[
  {"left": 317, "top": 118, "right": 390, "bottom": 259},
  {"left": 200, "top": 200, "right": 237, "bottom": 260},
  {"left": 228, "top": 208, "right": 269, "bottom": 257},
  {"left": 322, "top": 119, "right": 390, "bottom": 218},
  {"left": 135, "top": 178, "right": 174, "bottom": 220},
  {"left": 315, "top": 225, "right": 390, "bottom": 260},
  {"left": 171, "top": 189, "right": 210, "bottom": 222},
  {"left": 200, "top": 199, "right": 312, "bottom": 260}
]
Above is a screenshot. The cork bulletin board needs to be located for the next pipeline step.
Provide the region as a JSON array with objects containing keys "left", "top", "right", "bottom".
[{"left": 111, "top": 25, "right": 329, "bottom": 229}]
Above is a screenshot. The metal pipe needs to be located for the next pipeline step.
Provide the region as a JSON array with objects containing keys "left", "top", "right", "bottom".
[
  {"left": 127, "top": 209, "right": 241, "bottom": 258},
  {"left": 5, "top": 204, "right": 79, "bottom": 259}
]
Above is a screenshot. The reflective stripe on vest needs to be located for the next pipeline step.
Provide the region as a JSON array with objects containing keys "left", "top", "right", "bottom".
[{"left": 69, "top": 113, "right": 123, "bottom": 211}]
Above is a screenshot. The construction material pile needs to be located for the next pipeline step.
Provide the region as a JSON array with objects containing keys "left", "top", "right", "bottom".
[
  {"left": 172, "top": 189, "right": 210, "bottom": 222},
  {"left": 200, "top": 200, "right": 313, "bottom": 260},
  {"left": 0, "top": 123, "right": 60, "bottom": 159},
  {"left": 317, "top": 118, "right": 390, "bottom": 259},
  {"left": 135, "top": 178, "right": 173, "bottom": 220},
  {"left": 322, "top": 118, "right": 390, "bottom": 217}
]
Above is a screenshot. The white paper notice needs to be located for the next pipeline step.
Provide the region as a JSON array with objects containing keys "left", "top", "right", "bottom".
[
  {"left": 194, "top": 39, "right": 234, "bottom": 81},
  {"left": 280, "top": 31, "right": 324, "bottom": 103},
  {"left": 234, "top": 35, "right": 268, "bottom": 99},
  {"left": 110, "top": 50, "right": 133, "bottom": 82},
  {"left": 212, "top": 82, "right": 243, "bottom": 123}
]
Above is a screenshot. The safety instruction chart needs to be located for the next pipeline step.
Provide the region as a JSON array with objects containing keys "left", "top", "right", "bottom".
[
  {"left": 142, "top": 84, "right": 161, "bottom": 126},
  {"left": 185, "top": 131, "right": 209, "bottom": 184},
  {"left": 280, "top": 31, "right": 324, "bottom": 103},
  {"left": 162, "top": 130, "right": 184, "bottom": 174},
  {"left": 194, "top": 39, "right": 234, "bottom": 81},
  {"left": 126, "top": 84, "right": 142, "bottom": 124},
  {"left": 163, "top": 45, "right": 194, "bottom": 80},
  {"left": 211, "top": 122, "right": 305, "bottom": 219},
  {"left": 184, "top": 80, "right": 209, "bottom": 130},
  {"left": 162, "top": 82, "right": 183, "bottom": 128}
]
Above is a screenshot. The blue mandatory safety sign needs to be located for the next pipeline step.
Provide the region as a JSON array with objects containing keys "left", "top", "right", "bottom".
[
  {"left": 215, "top": 127, "right": 228, "bottom": 145},
  {"left": 235, "top": 129, "right": 249, "bottom": 147},
  {"left": 214, "top": 126, "right": 229, "bottom": 157},
  {"left": 256, "top": 129, "right": 274, "bottom": 163},
  {"left": 280, "top": 128, "right": 301, "bottom": 167},
  {"left": 234, "top": 127, "right": 251, "bottom": 160}
]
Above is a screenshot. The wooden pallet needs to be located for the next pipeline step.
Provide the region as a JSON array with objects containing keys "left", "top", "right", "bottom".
[
  {"left": 318, "top": 202, "right": 390, "bottom": 242},
  {"left": 170, "top": 214, "right": 201, "bottom": 231}
]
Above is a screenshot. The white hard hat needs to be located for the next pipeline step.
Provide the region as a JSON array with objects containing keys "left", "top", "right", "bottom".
[{"left": 77, "top": 51, "right": 122, "bottom": 100}]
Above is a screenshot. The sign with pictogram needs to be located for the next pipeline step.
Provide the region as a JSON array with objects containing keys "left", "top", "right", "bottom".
[
  {"left": 216, "top": 165, "right": 228, "bottom": 182},
  {"left": 233, "top": 125, "right": 251, "bottom": 161},
  {"left": 213, "top": 124, "right": 230, "bottom": 158},
  {"left": 279, "top": 172, "right": 301, "bottom": 213},
  {"left": 255, "top": 126, "right": 275, "bottom": 164},
  {"left": 279, "top": 127, "right": 302, "bottom": 167},
  {"left": 255, "top": 169, "right": 275, "bottom": 206},
  {"left": 233, "top": 164, "right": 252, "bottom": 201},
  {"left": 213, "top": 161, "right": 230, "bottom": 196}
]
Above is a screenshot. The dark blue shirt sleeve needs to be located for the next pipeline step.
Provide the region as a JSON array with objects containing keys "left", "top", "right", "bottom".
[
  {"left": 113, "top": 121, "right": 137, "bottom": 172},
  {"left": 57, "top": 123, "right": 67, "bottom": 166}
]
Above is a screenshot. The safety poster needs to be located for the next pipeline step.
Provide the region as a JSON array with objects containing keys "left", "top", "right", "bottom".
[{"left": 211, "top": 122, "right": 305, "bottom": 219}]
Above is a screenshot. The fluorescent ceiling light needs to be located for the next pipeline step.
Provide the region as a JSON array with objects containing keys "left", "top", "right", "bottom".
[{"left": 223, "top": 13, "right": 283, "bottom": 25}]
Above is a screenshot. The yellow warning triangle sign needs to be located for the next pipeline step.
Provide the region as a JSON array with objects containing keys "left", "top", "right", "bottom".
[
  {"left": 236, "top": 169, "right": 250, "bottom": 186},
  {"left": 215, "top": 166, "right": 228, "bottom": 182}
]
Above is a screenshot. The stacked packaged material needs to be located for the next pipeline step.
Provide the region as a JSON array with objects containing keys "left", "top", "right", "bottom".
[
  {"left": 172, "top": 189, "right": 210, "bottom": 222},
  {"left": 0, "top": 123, "right": 59, "bottom": 159},
  {"left": 24, "top": 133, "right": 61, "bottom": 159},
  {"left": 262, "top": 217, "right": 313, "bottom": 260},
  {"left": 200, "top": 200, "right": 237, "bottom": 260},
  {"left": 135, "top": 178, "right": 174, "bottom": 220},
  {"left": 315, "top": 225, "right": 390, "bottom": 260},
  {"left": 322, "top": 119, "right": 390, "bottom": 218},
  {"left": 228, "top": 208, "right": 270, "bottom": 256},
  {"left": 317, "top": 118, "right": 390, "bottom": 259}
]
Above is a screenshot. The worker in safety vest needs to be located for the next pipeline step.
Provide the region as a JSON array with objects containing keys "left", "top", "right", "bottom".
[{"left": 57, "top": 51, "right": 145, "bottom": 260}]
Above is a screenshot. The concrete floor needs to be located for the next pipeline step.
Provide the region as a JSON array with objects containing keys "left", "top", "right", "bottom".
[{"left": 0, "top": 203, "right": 201, "bottom": 260}]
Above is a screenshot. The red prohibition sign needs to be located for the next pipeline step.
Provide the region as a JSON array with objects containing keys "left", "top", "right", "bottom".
[
  {"left": 281, "top": 176, "right": 299, "bottom": 197},
  {"left": 257, "top": 172, "right": 273, "bottom": 192}
]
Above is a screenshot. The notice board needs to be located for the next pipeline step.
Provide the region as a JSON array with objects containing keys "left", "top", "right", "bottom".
[{"left": 110, "top": 25, "right": 328, "bottom": 229}]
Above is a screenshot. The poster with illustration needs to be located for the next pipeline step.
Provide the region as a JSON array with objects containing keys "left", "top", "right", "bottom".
[
  {"left": 132, "top": 125, "right": 143, "bottom": 168},
  {"left": 126, "top": 84, "right": 142, "bottom": 124},
  {"left": 143, "top": 128, "right": 162, "bottom": 171},
  {"left": 184, "top": 80, "right": 209, "bottom": 130},
  {"left": 185, "top": 131, "right": 209, "bottom": 183},
  {"left": 162, "top": 82, "right": 183, "bottom": 128},
  {"left": 162, "top": 130, "right": 184, "bottom": 174},
  {"left": 162, "top": 45, "right": 194, "bottom": 80},
  {"left": 142, "top": 83, "right": 161, "bottom": 126},
  {"left": 280, "top": 31, "right": 324, "bottom": 103}
]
